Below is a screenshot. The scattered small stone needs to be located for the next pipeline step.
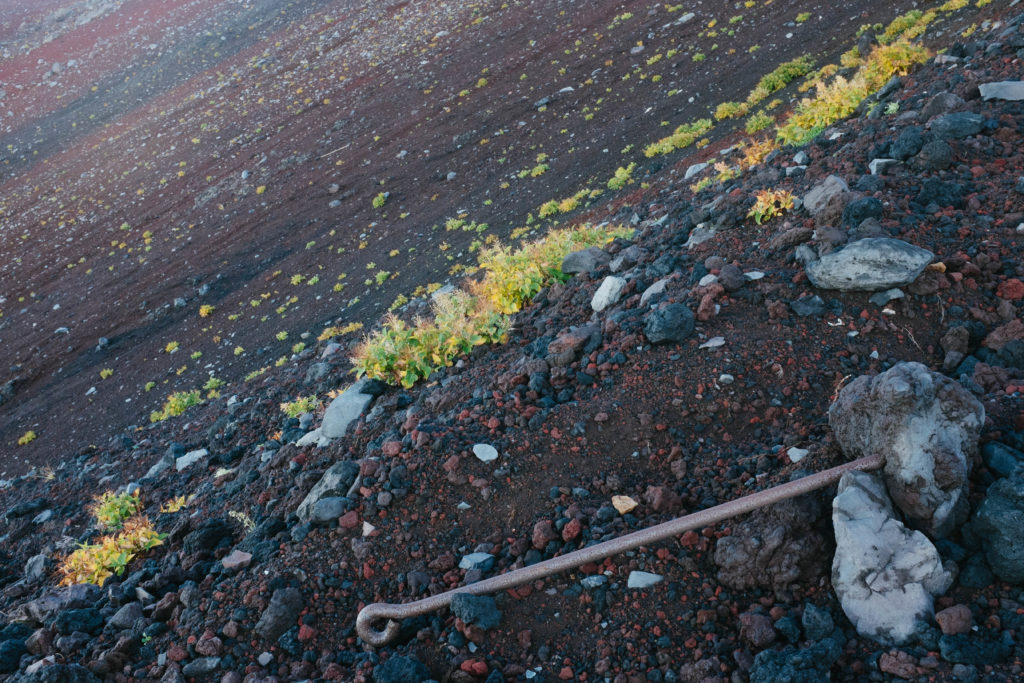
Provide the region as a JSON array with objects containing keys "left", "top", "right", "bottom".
[
  {"left": 935, "top": 604, "right": 973, "bottom": 635},
  {"left": 612, "top": 495, "right": 638, "bottom": 514},
  {"left": 787, "top": 447, "right": 809, "bottom": 463},
  {"left": 472, "top": 444, "right": 498, "bottom": 462},
  {"left": 591, "top": 276, "right": 626, "bottom": 312},
  {"left": 221, "top": 549, "right": 253, "bottom": 571},
  {"left": 626, "top": 571, "right": 663, "bottom": 589},
  {"left": 451, "top": 594, "right": 502, "bottom": 630},
  {"left": 699, "top": 336, "right": 725, "bottom": 349},
  {"left": 175, "top": 448, "right": 208, "bottom": 471},
  {"left": 458, "top": 552, "right": 495, "bottom": 572}
]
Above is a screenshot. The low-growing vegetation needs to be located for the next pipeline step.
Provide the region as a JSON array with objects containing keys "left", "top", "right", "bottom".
[
  {"left": 281, "top": 395, "right": 321, "bottom": 417},
  {"left": 91, "top": 490, "right": 142, "bottom": 530},
  {"left": 644, "top": 118, "right": 713, "bottom": 157},
  {"left": 150, "top": 389, "right": 203, "bottom": 423},
  {"left": 352, "top": 224, "right": 632, "bottom": 387},
  {"left": 747, "top": 188, "right": 796, "bottom": 224},
  {"left": 59, "top": 516, "right": 164, "bottom": 586}
]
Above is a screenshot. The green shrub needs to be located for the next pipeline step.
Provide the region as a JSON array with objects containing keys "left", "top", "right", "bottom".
[
  {"left": 644, "top": 118, "right": 713, "bottom": 157},
  {"left": 607, "top": 163, "right": 636, "bottom": 190},
  {"left": 281, "top": 395, "right": 322, "bottom": 417},
  {"left": 91, "top": 491, "right": 142, "bottom": 530},
  {"left": 150, "top": 390, "right": 202, "bottom": 422}
]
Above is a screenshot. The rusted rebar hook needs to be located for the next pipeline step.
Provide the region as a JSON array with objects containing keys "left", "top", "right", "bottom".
[{"left": 356, "top": 453, "right": 885, "bottom": 647}]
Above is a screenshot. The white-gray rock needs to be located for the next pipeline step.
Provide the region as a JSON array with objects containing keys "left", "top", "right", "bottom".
[
  {"left": 109, "top": 601, "right": 144, "bottom": 629},
  {"left": 869, "top": 158, "right": 899, "bottom": 175},
  {"left": 144, "top": 453, "right": 174, "bottom": 480},
  {"left": 257, "top": 652, "right": 274, "bottom": 667},
  {"left": 684, "top": 162, "right": 708, "bottom": 180},
  {"left": 627, "top": 571, "right": 663, "bottom": 589},
  {"left": 803, "top": 175, "right": 849, "bottom": 217},
  {"left": 830, "top": 362, "right": 984, "bottom": 538},
  {"left": 175, "top": 448, "right": 208, "bottom": 472},
  {"left": 805, "top": 238, "right": 933, "bottom": 292},
  {"left": 640, "top": 278, "right": 669, "bottom": 306},
  {"left": 24, "top": 554, "right": 48, "bottom": 582},
  {"left": 321, "top": 380, "right": 374, "bottom": 438},
  {"left": 294, "top": 428, "right": 324, "bottom": 447},
  {"left": 685, "top": 224, "right": 716, "bottom": 249},
  {"left": 591, "top": 276, "right": 626, "bottom": 312},
  {"left": 459, "top": 552, "right": 495, "bottom": 571},
  {"left": 979, "top": 81, "right": 1024, "bottom": 101},
  {"left": 832, "top": 470, "right": 953, "bottom": 645},
  {"left": 472, "top": 444, "right": 498, "bottom": 462}
]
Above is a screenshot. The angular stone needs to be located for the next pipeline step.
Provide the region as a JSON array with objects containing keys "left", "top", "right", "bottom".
[
  {"left": 472, "top": 444, "right": 498, "bottom": 462},
  {"left": 930, "top": 112, "right": 984, "bottom": 139},
  {"left": 626, "top": 571, "right": 663, "bottom": 589},
  {"left": 254, "top": 587, "right": 303, "bottom": 642},
  {"left": 979, "top": 81, "right": 1024, "bottom": 101},
  {"left": 108, "top": 602, "right": 143, "bottom": 630},
  {"left": 830, "top": 362, "right": 984, "bottom": 538},
  {"left": 643, "top": 303, "right": 695, "bottom": 344},
  {"left": 806, "top": 238, "right": 933, "bottom": 292},
  {"left": 458, "top": 553, "right": 494, "bottom": 572},
  {"left": 295, "top": 460, "right": 360, "bottom": 522},
  {"left": 832, "top": 471, "right": 953, "bottom": 645},
  {"left": 450, "top": 594, "right": 502, "bottom": 630},
  {"left": 591, "top": 276, "right": 626, "bottom": 312},
  {"left": 639, "top": 278, "right": 669, "bottom": 306},
  {"left": 935, "top": 604, "right": 973, "bottom": 635},
  {"left": 803, "top": 175, "right": 849, "bottom": 217},
  {"left": 221, "top": 549, "right": 253, "bottom": 571},
  {"left": 561, "top": 247, "right": 610, "bottom": 275},
  {"left": 320, "top": 380, "right": 374, "bottom": 439},
  {"left": 175, "top": 448, "right": 208, "bottom": 472}
]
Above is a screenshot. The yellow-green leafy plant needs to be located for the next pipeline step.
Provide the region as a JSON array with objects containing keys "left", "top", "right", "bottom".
[
  {"left": 644, "top": 118, "right": 713, "bottom": 157},
  {"left": 150, "top": 390, "right": 202, "bottom": 422},
  {"left": 58, "top": 516, "right": 164, "bottom": 586},
  {"left": 18, "top": 430, "right": 37, "bottom": 446},
  {"left": 91, "top": 491, "right": 142, "bottom": 530},
  {"left": 745, "top": 110, "right": 775, "bottom": 134},
  {"left": 776, "top": 41, "right": 929, "bottom": 146},
  {"left": 747, "top": 188, "right": 796, "bottom": 224},
  {"left": 281, "top": 395, "right": 321, "bottom": 417},
  {"left": 353, "top": 225, "right": 633, "bottom": 387},
  {"left": 607, "top": 163, "right": 636, "bottom": 190},
  {"left": 160, "top": 496, "right": 188, "bottom": 513},
  {"left": 372, "top": 192, "right": 388, "bottom": 209}
]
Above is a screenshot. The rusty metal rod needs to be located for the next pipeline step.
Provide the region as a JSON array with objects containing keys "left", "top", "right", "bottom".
[{"left": 356, "top": 453, "right": 884, "bottom": 647}]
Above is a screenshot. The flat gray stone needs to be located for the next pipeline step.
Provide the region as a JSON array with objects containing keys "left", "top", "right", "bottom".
[
  {"left": 639, "top": 278, "right": 669, "bottom": 306},
  {"left": 175, "top": 448, "right": 208, "bottom": 472},
  {"left": 310, "top": 497, "right": 347, "bottom": 525},
  {"left": 627, "top": 571, "right": 663, "bottom": 589},
  {"left": 221, "top": 549, "right": 253, "bottom": 571},
  {"left": 684, "top": 162, "right": 708, "bottom": 180},
  {"left": 321, "top": 380, "right": 374, "bottom": 439},
  {"left": 979, "top": 81, "right": 1024, "bottom": 101},
  {"left": 561, "top": 246, "right": 610, "bottom": 275},
  {"left": 109, "top": 601, "right": 143, "bottom": 629},
  {"left": 806, "top": 238, "right": 933, "bottom": 292}
]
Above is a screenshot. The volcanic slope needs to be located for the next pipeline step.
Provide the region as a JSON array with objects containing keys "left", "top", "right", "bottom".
[
  {"left": 1, "top": 1, "right": 1024, "bottom": 682},
  {"left": 2, "top": 0, "right": 940, "bottom": 473}
]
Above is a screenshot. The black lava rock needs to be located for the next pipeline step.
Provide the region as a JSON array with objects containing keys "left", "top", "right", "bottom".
[
  {"left": 0, "top": 639, "right": 27, "bottom": 674},
  {"left": 914, "top": 140, "right": 954, "bottom": 170},
  {"left": 450, "top": 594, "right": 502, "bottom": 630},
  {"left": 372, "top": 654, "right": 431, "bottom": 683},
  {"left": 801, "top": 604, "right": 835, "bottom": 642},
  {"left": 182, "top": 518, "right": 234, "bottom": 555},
  {"left": 939, "top": 632, "right": 1013, "bottom": 666},
  {"left": 644, "top": 304, "right": 695, "bottom": 344},
  {"left": 55, "top": 608, "right": 103, "bottom": 635},
  {"left": 750, "top": 638, "right": 841, "bottom": 682},
  {"left": 930, "top": 112, "right": 984, "bottom": 139},
  {"left": 842, "top": 197, "right": 883, "bottom": 227},
  {"left": 790, "top": 295, "right": 825, "bottom": 317},
  {"left": 890, "top": 126, "right": 924, "bottom": 160}
]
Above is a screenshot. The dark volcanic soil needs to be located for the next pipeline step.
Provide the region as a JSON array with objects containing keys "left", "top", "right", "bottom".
[
  {"left": 1, "top": 1, "right": 1024, "bottom": 683},
  {"left": 0, "top": 0, "right": 934, "bottom": 475}
]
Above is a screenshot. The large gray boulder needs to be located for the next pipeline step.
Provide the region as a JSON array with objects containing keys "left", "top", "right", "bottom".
[
  {"left": 806, "top": 238, "right": 933, "bottom": 292},
  {"left": 832, "top": 471, "right": 953, "bottom": 645},
  {"left": 321, "top": 379, "right": 375, "bottom": 438},
  {"left": 971, "top": 469, "right": 1024, "bottom": 583},
  {"left": 829, "top": 362, "right": 984, "bottom": 538},
  {"left": 295, "top": 460, "right": 360, "bottom": 522}
]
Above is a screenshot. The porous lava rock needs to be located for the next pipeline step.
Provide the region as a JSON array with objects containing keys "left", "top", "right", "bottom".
[{"left": 829, "top": 362, "right": 984, "bottom": 538}]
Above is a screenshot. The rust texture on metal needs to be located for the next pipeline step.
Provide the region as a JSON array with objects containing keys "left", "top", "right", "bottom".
[{"left": 356, "top": 453, "right": 885, "bottom": 647}]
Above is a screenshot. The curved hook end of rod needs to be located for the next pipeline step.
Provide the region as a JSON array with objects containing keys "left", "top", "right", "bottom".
[{"left": 356, "top": 604, "right": 401, "bottom": 648}]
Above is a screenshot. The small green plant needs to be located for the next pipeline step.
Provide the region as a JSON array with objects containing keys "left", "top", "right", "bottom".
[
  {"left": 747, "top": 188, "right": 796, "bottom": 224},
  {"left": 99, "top": 368, "right": 113, "bottom": 380},
  {"left": 91, "top": 491, "right": 142, "bottom": 531},
  {"left": 160, "top": 496, "right": 188, "bottom": 513},
  {"left": 607, "top": 163, "right": 636, "bottom": 190},
  {"left": 644, "top": 118, "right": 713, "bottom": 157},
  {"left": 229, "top": 510, "right": 256, "bottom": 533},
  {"left": 17, "top": 430, "right": 37, "bottom": 446},
  {"left": 150, "top": 390, "right": 202, "bottom": 423},
  {"left": 280, "top": 395, "right": 321, "bottom": 417},
  {"left": 164, "top": 341, "right": 179, "bottom": 354},
  {"left": 372, "top": 192, "right": 388, "bottom": 209},
  {"left": 745, "top": 110, "right": 775, "bottom": 134},
  {"left": 144, "top": 381, "right": 156, "bottom": 392},
  {"left": 692, "top": 53, "right": 706, "bottom": 62},
  {"left": 795, "top": 12, "right": 811, "bottom": 23},
  {"left": 199, "top": 305, "right": 215, "bottom": 318},
  {"left": 291, "top": 342, "right": 306, "bottom": 354},
  {"left": 276, "top": 330, "right": 288, "bottom": 341},
  {"left": 59, "top": 517, "right": 164, "bottom": 586}
]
